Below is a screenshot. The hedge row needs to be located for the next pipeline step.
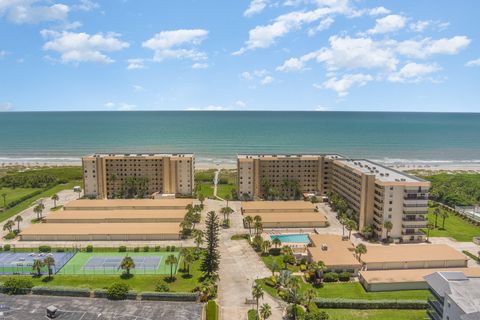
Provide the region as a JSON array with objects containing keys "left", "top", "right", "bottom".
[
  {"left": 6, "top": 189, "right": 44, "bottom": 209},
  {"left": 315, "top": 298, "right": 427, "bottom": 309},
  {"left": 140, "top": 292, "right": 198, "bottom": 301},
  {"left": 32, "top": 286, "right": 90, "bottom": 297},
  {"left": 463, "top": 250, "right": 480, "bottom": 262}
]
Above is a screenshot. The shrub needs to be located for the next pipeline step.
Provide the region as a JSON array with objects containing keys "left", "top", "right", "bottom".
[
  {"left": 3, "top": 232, "right": 16, "bottom": 240},
  {"left": 314, "top": 298, "right": 427, "bottom": 309},
  {"left": 171, "top": 246, "right": 176, "bottom": 251},
  {"left": 300, "top": 264, "right": 307, "bottom": 271},
  {"left": 133, "top": 247, "right": 140, "bottom": 252},
  {"left": 3, "top": 244, "right": 11, "bottom": 251},
  {"left": 107, "top": 282, "right": 130, "bottom": 300},
  {"left": 38, "top": 245, "right": 51, "bottom": 253},
  {"left": 141, "top": 292, "right": 198, "bottom": 301},
  {"left": 154, "top": 246, "right": 161, "bottom": 252},
  {"left": 155, "top": 283, "right": 170, "bottom": 292},
  {"left": 31, "top": 286, "right": 90, "bottom": 297},
  {"left": 143, "top": 246, "right": 150, "bottom": 252},
  {"left": 119, "top": 246, "right": 127, "bottom": 252},
  {"left": 286, "top": 305, "right": 304, "bottom": 319},
  {"left": 2, "top": 277, "right": 33, "bottom": 295},
  {"left": 55, "top": 248, "right": 65, "bottom": 252},
  {"left": 166, "top": 246, "right": 171, "bottom": 252},
  {"left": 86, "top": 245, "right": 93, "bottom": 252},
  {"left": 206, "top": 300, "right": 219, "bottom": 320},
  {"left": 338, "top": 272, "right": 350, "bottom": 282},
  {"left": 323, "top": 272, "right": 339, "bottom": 282}
]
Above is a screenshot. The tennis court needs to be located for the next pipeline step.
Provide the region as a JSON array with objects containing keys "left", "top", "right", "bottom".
[
  {"left": 57, "top": 252, "right": 180, "bottom": 275},
  {"left": 0, "top": 252, "right": 75, "bottom": 275}
]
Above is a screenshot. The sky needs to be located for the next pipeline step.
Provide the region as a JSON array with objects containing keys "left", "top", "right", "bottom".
[{"left": 0, "top": 0, "right": 479, "bottom": 112}]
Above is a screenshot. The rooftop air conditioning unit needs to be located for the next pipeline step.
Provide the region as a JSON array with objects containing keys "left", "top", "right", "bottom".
[{"left": 321, "top": 244, "right": 328, "bottom": 251}]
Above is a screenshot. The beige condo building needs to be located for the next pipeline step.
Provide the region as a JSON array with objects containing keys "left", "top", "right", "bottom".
[
  {"left": 237, "top": 154, "right": 430, "bottom": 242},
  {"left": 83, "top": 153, "right": 194, "bottom": 199}
]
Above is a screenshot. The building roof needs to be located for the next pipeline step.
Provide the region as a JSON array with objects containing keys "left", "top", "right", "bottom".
[
  {"left": 83, "top": 153, "right": 194, "bottom": 159},
  {"left": 237, "top": 154, "right": 343, "bottom": 161},
  {"left": 244, "top": 211, "right": 327, "bottom": 223},
  {"left": 242, "top": 201, "right": 317, "bottom": 211},
  {"left": 64, "top": 199, "right": 193, "bottom": 210},
  {"left": 46, "top": 210, "right": 186, "bottom": 221},
  {"left": 360, "top": 268, "right": 480, "bottom": 284},
  {"left": 21, "top": 223, "right": 181, "bottom": 235},
  {"left": 360, "top": 244, "right": 467, "bottom": 264},
  {"left": 307, "top": 234, "right": 361, "bottom": 268}
]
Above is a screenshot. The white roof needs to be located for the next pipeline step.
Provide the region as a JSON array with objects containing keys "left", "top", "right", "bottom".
[{"left": 337, "top": 159, "right": 425, "bottom": 183}]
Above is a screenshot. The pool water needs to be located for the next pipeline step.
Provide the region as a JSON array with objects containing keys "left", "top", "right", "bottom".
[{"left": 270, "top": 234, "right": 310, "bottom": 244}]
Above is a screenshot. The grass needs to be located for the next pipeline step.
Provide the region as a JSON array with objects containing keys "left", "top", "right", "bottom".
[
  {"left": 197, "top": 183, "right": 214, "bottom": 198},
  {"left": 423, "top": 206, "right": 480, "bottom": 242},
  {"left": 257, "top": 279, "right": 430, "bottom": 301},
  {"left": 57, "top": 251, "right": 181, "bottom": 275},
  {"left": 247, "top": 309, "right": 257, "bottom": 320},
  {"left": 206, "top": 300, "right": 219, "bottom": 320},
  {"left": 231, "top": 234, "right": 249, "bottom": 240},
  {"left": 323, "top": 309, "right": 427, "bottom": 320},
  {"left": 261, "top": 254, "right": 300, "bottom": 273},
  {"left": 0, "top": 188, "right": 40, "bottom": 207},
  {"left": 217, "top": 184, "right": 236, "bottom": 199}
]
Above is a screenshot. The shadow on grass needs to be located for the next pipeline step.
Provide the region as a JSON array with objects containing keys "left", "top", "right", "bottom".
[
  {"left": 163, "top": 276, "right": 177, "bottom": 283},
  {"left": 120, "top": 273, "right": 134, "bottom": 280},
  {"left": 42, "top": 276, "right": 54, "bottom": 283},
  {"left": 181, "top": 274, "right": 193, "bottom": 279}
]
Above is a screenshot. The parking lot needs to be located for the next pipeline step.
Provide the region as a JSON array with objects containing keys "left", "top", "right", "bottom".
[{"left": 0, "top": 294, "right": 203, "bottom": 320}]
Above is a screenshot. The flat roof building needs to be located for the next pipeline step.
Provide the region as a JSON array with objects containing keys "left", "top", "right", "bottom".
[
  {"left": 243, "top": 211, "right": 328, "bottom": 228},
  {"left": 360, "top": 244, "right": 468, "bottom": 270},
  {"left": 63, "top": 199, "right": 192, "bottom": 211},
  {"left": 46, "top": 210, "right": 186, "bottom": 223},
  {"left": 425, "top": 272, "right": 480, "bottom": 320},
  {"left": 83, "top": 153, "right": 194, "bottom": 199},
  {"left": 241, "top": 201, "right": 317, "bottom": 213},
  {"left": 20, "top": 223, "right": 181, "bottom": 241}
]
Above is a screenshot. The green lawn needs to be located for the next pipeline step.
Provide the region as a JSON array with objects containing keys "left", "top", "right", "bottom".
[
  {"left": 261, "top": 254, "right": 300, "bottom": 273},
  {"left": 0, "top": 188, "right": 40, "bottom": 207},
  {"left": 217, "top": 184, "right": 236, "bottom": 199},
  {"left": 423, "top": 207, "right": 480, "bottom": 242},
  {"left": 257, "top": 279, "right": 430, "bottom": 301},
  {"left": 197, "top": 183, "right": 214, "bottom": 198},
  {"left": 323, "top": 309, "right": 427, "bottom": 320}
]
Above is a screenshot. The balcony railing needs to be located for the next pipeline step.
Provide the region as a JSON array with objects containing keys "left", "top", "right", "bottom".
[
  {"left": 427, "top": 309, "right": 442, "bottom": 320},
  {"left": 402, "top": 230, "right": 426, "bottom": 236},
  {"left": 404, "top": 196, "right": 429, "bottom": 200},
  {"left": 428, "top": 297, "right": 444, "bottom": 318},
  {"left": 402, "top": 223, "right": 428, "bottom": 229}
]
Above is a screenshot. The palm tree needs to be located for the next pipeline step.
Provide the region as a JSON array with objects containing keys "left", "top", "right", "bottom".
[
  {"left": 224, "top": 194, "right": 231, "bottom": 208},
  {"left": 120, "top": 256, "right": 135, "bottom": 276},
  {"left": 220, "top": 206, "right": 233, "bottom": 223},
  {"left": 183, "top": 249, "right": 195, "bottom": 276},
  {"left": 32, "top": 259, "right": 44, "bottom": 276},
  {"left": 51, "top": 194, "right": 59, "bottom": 208},
  {"left": 433, "top": 208, "right": 440, "bottom": 228},
  {"left": 1, "top": 193, "right": 6, "bottom": 208},
  {"left": 270, "top": 260, "right": 279, "bottom": 276},
  {"left": 304, "top": 288, "right": 316, "bottom": 311},
  {"left": 3, "top": 220, "right": 14, "bottom": 233},
  {"left": 193, "top": 229, "right": 204, "bottom": 253},
  {"left": 254, "top": 221, "right": 263, "bottom": 236},
  {"left": 309, "top": 261, "right": 326, "bottom": 280},
  {"left": 245, "top": 216, "right": 254, "bottom": 236},
  {"left": 272, "top": 237, "right": 282, "bottom": 249},
  {"left": 262, "top": 240, "right": 271, "bottom": 255},
  {"left": 198, "top": 194, "right": 205, "bottom": 208},
  {"left": 355, "top": 243, "right": 367, "bottom": 260},
  {"left": 165, "top": 254, "right": 178, "bottom": 280},
  {"left": 362, "top": 225, "right": 373, "bottom": 240},
  {"left": 253, "top": 215, "right": 263, "bottom": 235},
  {"left": 426, "top": 222, "right": 434, "bottom": 242},
  {"left": 33, "top": 203, "right": 44, "bottom": 220},
  {"left": 339, "top": 215, "right": 347, "bottom": 237},
  {"left": 252, "top": 283, "right": 264, "bottom": 315},
  {"left": 440, "top": 210, "right": 449, "bottom": 229},
  {"left": 260, "top": 303, "right": 272, "bottom": 320},
  {"left": 384, "top": 221, "right": 393, "bottom": 241},
  {"left": 14, "top": 215, "right": 23, "bottom": 233},
  {"left": 43, "top": 256, "right": 55, "bottom": 277},
  {"left": 346, "top": 219, "right": 357, "bottom": 239}
]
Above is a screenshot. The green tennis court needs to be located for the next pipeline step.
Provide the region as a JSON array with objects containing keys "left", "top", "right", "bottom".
[{"left": 57, "top": 252, "right": 180, "bottom": 275}]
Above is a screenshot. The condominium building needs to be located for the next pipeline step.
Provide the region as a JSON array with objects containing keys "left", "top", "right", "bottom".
[
  {"left": 83, "top": 153, "right": 194, "bottom": 199},
  {"left": 425, "top": 272, "right": 480, "bottom": 320},
  {"left": 237, "top": 154, "right": 430, "bottom": 242},
  {"left": 237, "top": 154, "right": 342, "bottom": 199}
]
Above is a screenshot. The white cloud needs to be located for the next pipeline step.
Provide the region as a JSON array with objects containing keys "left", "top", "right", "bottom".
[
  {"left": 126, "top": 58, "right": 145, "bottom": 70},
  {"left": 307, "top": 17, "right": 334, "bottom": 36},
  {"left": 191, "top": 62, "right": 208, "bottom": 69},
  {"left": 276, "top": 57, "right": 307, "bottom": 72},
  {"left": 368, "top": 14, "right": 406, "bottom": 34},
  {"left": 0, "top": 50, "right": 8, "bottom": 58},
  {"left": 466, "top": 58, "right": 480, "bottom": 67},
  {"left": 388, "top": 62, "right": 441, "bottom": 82},
  {"left": 261, "top": 75, "right": 274, "bottom": 85},
  {"left": 132, "top": 85, "right": 145, "bottom": 93},
  {"left": 318, "top": 73, "right": 373, "bottom": 96},
  {"left": 314, "top": 105, "right": 329, "bottom": 111},
  {"left": 185, "top": 105, "right": 228, "bottom": 111},
  {"left": 409, "top": 20, "right": 430, "bottom": 32},
  {"left": 235, "top": 100, "right": 247, "bottom": 107},
  {"left": 105, "top": 102, "right": 137, "bottom": 111},
  {"left": 0, "top": 102, "right": 14, "bottom": 111},
  {"left": 0, "top": 0, "right": 69, "bottom": 24},
  {"left": 241, "top": 69, "right": 273, "bottom": 86},
  {"left": 395, "top": 36, "right": 471, "bottom": 59},
  {"left": 73, "top": 0, "right": 99, "bottom": 11},
  {"left": 142, "top": 29, "right": 208, "bottom": 62},
  {"left": 368, "top": 6, "right": 390, "bottom": 16},
  {"left": 41, "top": 30, "right": 129, "bottom": 64},
  {"left": 244, "top": 0, "right": 268, "bottom": 17}
]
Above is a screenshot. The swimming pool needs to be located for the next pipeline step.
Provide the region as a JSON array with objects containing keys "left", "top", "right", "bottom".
[{"left": 270, "top": 234, "right": 310, "bottom": 244}]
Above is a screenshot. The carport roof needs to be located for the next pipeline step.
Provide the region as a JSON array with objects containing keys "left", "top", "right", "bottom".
[{"left": 21, "top": 223, "right": 181, "bottom": 235}]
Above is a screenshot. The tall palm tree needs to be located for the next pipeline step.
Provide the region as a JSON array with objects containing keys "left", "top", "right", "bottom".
[
  {"left": 254, "top": 221, "right": 263, "bottom": 236},
  {"left": 262, "top": 240, "right": 271, "bottom": 255},
  {"left": 270, "top": 260, "right": 279, "bottom": 276},
  {"left": 224, "top": 194, "right": 231, "bottom": 208},
  {"left": 32, "top": 259, "right": 44, "bottom": 276},
  {"left": 43, "top": 256, "right": 55, "bottom": 277},
  {"left": 355, "top": 243, "right": 367, "bottom": 260},
  {"left": 183, "top": 249, "right": 195, "bottom": 276},
  {"left": 346, "top": 219, "right": 357, "bottom": 239},
  {"left": 339, "top": 215, "right": 347, "bottom": 237},
  {"left": 304, "top": 288, "right": 316, "bottom": 311},
  {"left": 426, "top": 222, "right": 434, "bottom": 242},
  {"left": 440, "top": 210, "right": 449, "bottom": 229},
  {"left": 165, "top": 254, "right": 178, "bottom": 280},
  {"left": 252, "top": 283, "right": 264, "bottom": 315},
  {"left": 198, "top": 194, "right": 205, "bottom": 208},
  {"left": 245, "top": 216, "right": 253, "bottom": 236},
  {"left": 3, "top": 220, "right": 14, "bottom": 233},
  {"left": 1, "top": 193, "right": 6, "bottom": 208},
  {"left": 14, "top": 215, "right": 23, "bottom": 233},
  {"left": 260, "top": 303, "right": 272, "bottom": 320},
  {"left": 383, "top": 220, "right": 393, "bottom": 241},
  {"left": 193, "top": 229, "right": 204, "bottom": 254},
  {"left": 33, "top": 203, "right": 45, "bottom": 220},
  {"left": 433, "top": 208, "right": 441, "bottom": 228},
  {"left": 272, "top": 237, "right": 282, "bottom": 249},
  {"left": 120, "top": 256, "right": 135, "bottom": 276},
  {"left": 51, "top": 194, "right": 59, "bottom": 208},
  {"left": 361, "top": 225, "right": 373, "bottom": 240}
]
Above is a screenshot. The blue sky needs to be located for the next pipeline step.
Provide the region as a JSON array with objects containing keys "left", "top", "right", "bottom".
[{"left": 0, "top": 0, "right": 479, "bottom": 112}]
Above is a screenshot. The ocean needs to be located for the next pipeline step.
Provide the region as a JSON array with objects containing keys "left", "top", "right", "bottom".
[{"left": 0, "top": 111, "right": 479, "bottom": 167}]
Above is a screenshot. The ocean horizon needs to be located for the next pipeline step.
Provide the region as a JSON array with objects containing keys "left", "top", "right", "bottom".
[{"left": 1, "top": 111, "right": 479, "bottom": 166}]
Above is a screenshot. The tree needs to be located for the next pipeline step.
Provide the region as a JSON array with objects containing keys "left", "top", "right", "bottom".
[
  {"left": 270, "top": 260, "right": 279, "bottom": 276},
  {"left": 165, "top": 254, "right": 178, "bottom": 280},
  {"left": 245, "top": 216, "right": 253, "bottom": 236},
  {"left": 345, "top": 219, "right": 357, "bottom": 239},
  {"left": 252, "top": 283, "right": 264, "bottom": 315},
  {"left": 260, "top": 303, "right": 272, "bottom": 320},
  {"left": 339, "top": 215, "right": 347, "bottom": 237},
  {"left": 183, "top": 249, "right": 195, "bottom": 276},
  {"left": 433, "top": 207, "right": 441, "bottom": 228},
  {"left": 254, "top": 221, "right": 263, "bottom": 236},
  {"left": 283, "top": 254, "right": 295, "bottom": 270},
  {"left": 198, "top": 194, "right": 205, "bottom": 208},
  {"left": 383, "top": 221, "right": 393, "bottom": 241},
  {"left": 426, "top": 222, "right": 434, "bottom": 242},
  {"left": 32, "top": 259, "right": 43, "bottom": 276},
  {"left": 1, "top": 192, "right": 6, "bottom": 208},
  {"left": 201, "top": 211, "right": 220, "bottom": 279},
  {"left": 43, "top": 256, "right": 55, "bottom": 277},
  {"left": 262, "top": 240, "right": 271, "bottom": 255},
  {"left": 287, "top": 278, "right": 302, "bottom": 320},
  {"left": 355, "top": 243, "right": 367, "bottom": 260},
  {"left": 440, "top": 210, "right": 449, "bottom": 229},
  {"left": 14, "top": 215, "right": 23, "bottom": 233},
  {"left": 193, "top": 229, "right": 204, "bottom": 254},
  {"left": 304, "top": 288, "right": 316, "bottom": 311},
  {"left": 224, "top": 194, "right": 231, "bottom": 208},
  {"left": 272, "top": 237, "right": 282, "bottom": 249},
  {"left": 362, "top": 225, "right": 373, "bottom": 240},
  {"left": 51, "top": 194, "right": 59, "bottom": 207},
  {"left": 3, "top": 220, "right": 14, "bottom": 233},
  {"left": 120, "top": 256, "right": 135, "bottom": 276},
  {"left": 220, "top": 206, "right": 233, "bottom": 224},
  {"left": 33, "top": 203, "right": 45, "bottom": 220}
]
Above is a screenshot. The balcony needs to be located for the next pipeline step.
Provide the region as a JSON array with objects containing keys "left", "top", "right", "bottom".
[
  {"left": 402, "top": 230, "right": 426, "bottom": 236},
  {"left": 428, "top": 297, "right": 443, "bottom": 318},
  {"left": 402, "top": 222, "right": 428, "bottom": 229},
  {"left": 404, "top": 195, "right": 429, "bottom": 200},
  {"left": 427, "top": 309, "right": 442, "bottom": 320}
]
